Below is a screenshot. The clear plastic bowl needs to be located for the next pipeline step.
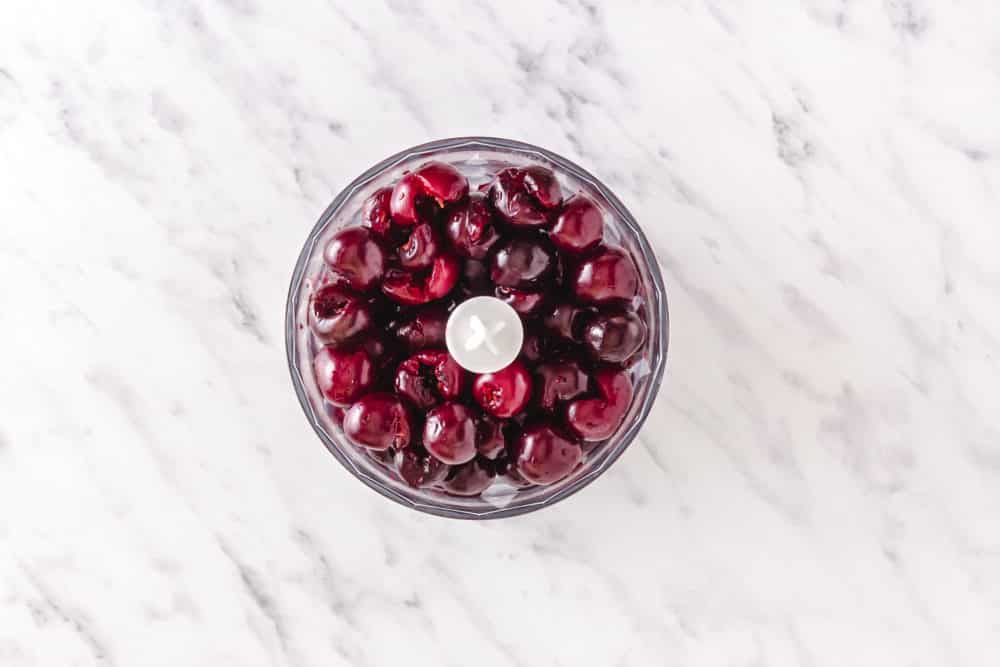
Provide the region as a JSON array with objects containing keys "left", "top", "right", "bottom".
[{"left": 286, "top": 137, "right": 668, "bottom": 519}]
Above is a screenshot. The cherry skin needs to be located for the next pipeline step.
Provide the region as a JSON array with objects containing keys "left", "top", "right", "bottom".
[
  {"left": 343, "top": 393, "right": 411, "bottom": 450},
  {"left": 495, "top": 286, "right": 547, "bottom": 316},
  {"left": 490, "top": 237, "right": 557, "bottom": 289},
  {"left": 414, "top": 161, "right": 469, "bottom": 205},
  {"left": 398, "top": 223, "right": 440, "bottom": 270},
  {"left": 442, "top": 458, "right": 496, "bottom": 496},
  {"left": 550, "top": 195, "right": 604, "bottom": 255},
  {"left": 543, "top": 302, "right": 592, "bottom": 342},
  {"left": 458, "top": 259, "right": 492, "bottom": 298},
  {"left": 396, "top": 448, "right": 449, "bottom": 488},
  {"left": 583, "top": 310, "right": 647, "bottom": 364},
  {"left": 572, "top": 246, "right": 640, "bottom": 304},
  {"left": 423, "top": 402, "right": 477, "bottom": 465},
  {"left": 309, "top": 284, "right": 371, "bottom": 344},
  {"left": 323, "top": 227, "right": 386, "bottom": 292},
  {"left": 313, "top": 345, "right": 374, "bottom": 406},
  {"left": 391, "top": 162, "right": 469, "bottom": 225},
  {"left": 534, "top": 360, "right": 589, "bottom": 412},
  {"left": 445, "top": 192, "right": 500, "bottom": 260},
  {"left": 489, "top": 167, "right": 562, "bottom": 227},
  {"left": 565, "top": 367, "right": 634, "bottom": 441},
  {"left": 390, "top": 174, "right": 428, "bottom": 226},
  {"left": 473, "top": 360, "right": 533, "bottom": 418},
  {"left": 361, "top": 187, "right": 393, "bottom": 237},
  {"left": 521, "top": 166, "right": 563, "bottom": 210},
  {"left": 382, "top": 254, "right": 460, "bottom": 305},
  {"left": 394, "top": 350, "right": 464, "bottom": 409},
  {"left": 514, "top": 422, "right": 582, "bottom": 485},
  {"left": 393, "top": 305, "right": 449, "bottom": 351},
  {"left": 476, "top": 415, "right": 508, "bottom": 459}
]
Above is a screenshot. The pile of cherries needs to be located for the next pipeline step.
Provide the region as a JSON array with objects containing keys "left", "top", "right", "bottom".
[{"left": 308, "top": 160, "right": 646, "bottom": 497}]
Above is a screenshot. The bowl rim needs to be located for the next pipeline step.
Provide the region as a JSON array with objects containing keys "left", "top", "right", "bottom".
[{"left": 285, "top": 136, "right": 669, "bottom": 519}]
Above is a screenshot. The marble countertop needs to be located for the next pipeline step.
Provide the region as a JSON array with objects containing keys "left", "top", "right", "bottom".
[{"left": 2, "top": 2, "right": 999, "bottom": 665}]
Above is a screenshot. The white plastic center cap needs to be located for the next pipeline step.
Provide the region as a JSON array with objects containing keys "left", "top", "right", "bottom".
[{"left": 445, "top": 296, "right": 524, "bottom": 374}]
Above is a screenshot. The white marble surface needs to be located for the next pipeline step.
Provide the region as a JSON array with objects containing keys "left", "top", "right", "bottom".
[{"left": 1, "top": 1, "right": 999, "bottom": 665}]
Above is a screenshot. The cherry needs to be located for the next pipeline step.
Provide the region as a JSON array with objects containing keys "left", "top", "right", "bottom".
[
  {"left": 389, "top": 174, "right": 430, "bottom": 226},
  {"left": 551, "top": 195, "right": 603, "bottom": 254},
  {"left": 583, "top": 310, "right": 646, "bottom": 364},
  {"left": 414, "top": 161, "right": 469, "bottom": 205},
  {"left": 572, "top": 246, "right": 639, "bottom": 304},
  {"left": 343, "top": 393, "right": 411, "bottom": 450},
  {"left": 309, "top": 284, "right": 371, "bottom": 344},
  {"left": 382, "top": 254, "right": 459, "bottom": 305},
  {"left": 398, "top": 223, "right": 440, "bottom": 270},
  {"left": 442, "top": 458, "right": 495, "bottom": 496},
  {"left": 565, "top": 367, "right": 634, "bottom": 441},
  {"left": 393, "top": 305, "right": 449, "bottom": 351},
  {"left": 313, "top": 345, "right": 374, "bottom": 406},
  {"left": 514, "top": 422, "right": 582, "bottom": 485},
  {"left": 323, "top": 227, "right": 386, "bottom": 292},
  {"left": 543, "top": 302, "right": 591, "bottom": 342},
  {"left": 423, "top": 402, "right": 477, "bottom": 464},
  {"left": 519, "top": 330, "right": 548, "bottom": 365},
  {"left": 445, "top": 192, "right": 501, "bottom": 259},
  {"left": 476, "top": 415, "right": 507, "bottom": 459},
  {"left": 490, "top": 237, "right": 557, "bottom": 289},
  {"left": 473, "top": 360, "right": 533, "bottom": 418},
  {"left": 359, "top": 333, "right": 400, "bottom": 380},
  {"left": 521, "top": 166, "right": 563, "bottom": 210},
  {"left": 391, "top": 161, "right": 469, "bottom": 225},
  {"left": 361, "top": 187, "right": 393, "bottom": 237},
  {"left": 396, "top": 448, "right": 449, "bottom": 488},
  {"left": 495, "top": 286, "right": 547, "bottom": 316},
  {"left": 458, "top": 259, "right": 492, "bottom": 298},
  {"left": 534, "top": 360, "right": 588, "bottom": 412},
  {"left": 394, "top": 350, "right": 464, "bottom": 409},
  {"left": 489, "top": 167, "right": 562, "bottom": 227}
]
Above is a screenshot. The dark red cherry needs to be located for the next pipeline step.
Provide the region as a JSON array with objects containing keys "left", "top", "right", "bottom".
[
  {"left": 382, "top": 255, "right": 460, "bottom": 305},
  {"left": 393, "top": 306, "right": 449, "bottom": 351},
  {"left": 361, "top": 187, "right": 393, "bottom": 237},
  {"left": 358, "top": 331, "right": 399, "bottom": 374},
  {"left": 445, "top": 192, "right": 500, "bottom": 259},
  {"left": 489, "top": 167, "right": 561, "bottom": 227},
  {"left": 414, "top": 161, "right": 469, "bottom": 205},
  {"left": 476, "top": 415, "right": 507, "bottom": 459},
  {"left": 394, "top": 350, "right": 464, "bottom": 409},
  {"left": 390, "top": 162, "right": 469, "bottom": 225},
  {"left": 495, "top": 286, "right": 547, "bottom": 316},
  {"left": 396, "top": 448, "right": 449, "bottom": 488},
  {"left": 423, "top": 402, "right": 477, "bottom": 465},
  {"left": 521, "top": 166, "right": 562, "bottom": 210},
  {"left": 442, "top": 458, "right": 496, "bottom": 496},
  {"left": 551, "top": 195, "right": 603, "bottom": 254},
  {"left": 514, "top": 422, "right": 582, "bottom": 485},
  {"left": 459, "top": 259, "right": 492, "bottom": 298},
  {"left": 343, "top": 393, "right": 411, "bottom": 450},
  {"left": 565, "top": 367, "right": 634, "bottom": 441},
  {"left": 323, "top": 227, "right": 386, "bottom": 292},
  {"left": 313, "top": 345, "right": 374, "bottom": 406},
  {"left": 534, "top": 360, "right": 589, "bottom": 412},
  {"left": 519, "top": 330, "right": 548, "bottom": 365},
  {"left": 398, "top": 223, "right": 440, "bottom": 270},
  {"left": 309, "top": 285, "right": 371, "bottom": 344},
  {"left": 583, "top": 310, "right": 647, "bottom": 364},
  {"left": 389, "top": 173, "right": 428, "bottom": 226},
  {"left": 543, "top": 302, "right": 592, "bottom": 342},
  {"left": 473, "top": 360, "right": 533, "bottom": 418},
  {"left": 490, "top": 237, "right": 557, "bottom": 289},
  {"left": 572, "top": 246, "right": 639, "bottom": 304}
]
